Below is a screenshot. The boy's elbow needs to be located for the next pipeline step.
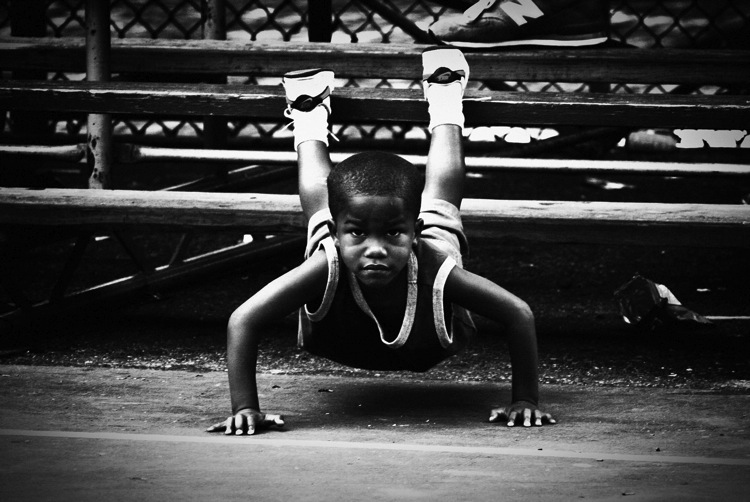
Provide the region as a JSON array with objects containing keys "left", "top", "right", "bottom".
[
  {"left": 227, "top": 308, "right": 244, "bottom": 334},
  {"left": 511, "top": 298, "right": 535, "bottom": 329},
  {"left": 227, "top": 303, "right": 259, "bottom": 339}
]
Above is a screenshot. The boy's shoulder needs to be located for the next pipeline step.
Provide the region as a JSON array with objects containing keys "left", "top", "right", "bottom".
[
  {"left": 414, "top": 238, "right": 455, "bottom": 271},
  {"left": 415, "top": 240, "right": 491, "bottom": 306},
  {"left": 299, "top": 247, "right": 330, "bottom": 282}
]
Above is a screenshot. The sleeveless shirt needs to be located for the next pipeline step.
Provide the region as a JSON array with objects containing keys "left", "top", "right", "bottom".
[{"left": 298, "top": 238, "right": 476, "bottom": 372}]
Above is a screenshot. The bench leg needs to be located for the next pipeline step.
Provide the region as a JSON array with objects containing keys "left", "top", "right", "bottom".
[{"left": 85, "top": 0, "right": 113, "bottom": 188}]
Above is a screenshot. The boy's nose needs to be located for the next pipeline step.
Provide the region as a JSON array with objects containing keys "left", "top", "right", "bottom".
[{"left": 363, "top": 239, "right": 387, "bottom": 257}]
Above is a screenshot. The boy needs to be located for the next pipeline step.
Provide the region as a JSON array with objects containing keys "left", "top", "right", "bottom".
[{"left": 208, "top": 48, "right": 555, "bottom": 435}]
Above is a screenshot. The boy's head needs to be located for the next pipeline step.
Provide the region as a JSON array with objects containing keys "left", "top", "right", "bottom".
[
  {"left": 327, "top": 152, "right": 423, "bottom": 221},
  {"left": 327, "top": 152, "right": 424, "bottom": 289}
]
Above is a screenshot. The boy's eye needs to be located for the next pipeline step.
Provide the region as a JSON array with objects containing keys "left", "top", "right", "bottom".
[
  {"left": 349, "top": 229, "right": 364, "bottom": 237},
  {"left": 387, "top": 229, "right": 403, "bottom": 237}
]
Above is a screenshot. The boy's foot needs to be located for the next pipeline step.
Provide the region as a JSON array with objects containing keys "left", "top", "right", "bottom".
[
  {"left": 421, "top": 47, "right": 469, "bottom": 130},
  {"left": 282, "top": 68, "right": 335, "bottom": 114},
  {"left": 422, "top": 47, "right": 470, "bottom": 94},
  {"left": 282, "top": 69, "right": 336, "bottom": 148},
  {"left": 428, "top": 0, "right": 609, "bottom": 48}
]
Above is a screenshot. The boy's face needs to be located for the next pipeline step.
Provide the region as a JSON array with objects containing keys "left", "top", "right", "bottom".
[{"left": 329, "top": 195, "right": 422, "bottom": 289}]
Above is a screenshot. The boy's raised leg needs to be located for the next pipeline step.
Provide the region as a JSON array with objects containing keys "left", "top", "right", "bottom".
[
  {"left": 282, "top": 69, "right": 336, "bottom": 221},
  {"left": 421, "top": 48, "right": 470, "bottom": 209},
  {"left": 297, "top": 140, "right": 333, "bottom": 222},
  {"left": 425, "top": 124, "right": 465, "bottom": 209}
]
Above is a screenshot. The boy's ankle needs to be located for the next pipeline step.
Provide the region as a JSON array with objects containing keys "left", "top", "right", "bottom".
[
  {"left": 425, "top": 83, "right": 465, "bottom": 131},
  {"left": 289, "top": 106, "right": 330, "bottom": 149}
]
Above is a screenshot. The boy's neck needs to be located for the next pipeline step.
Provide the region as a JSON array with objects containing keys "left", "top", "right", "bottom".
[
  {"left": 357, "top": 266, "right": 408, "bottom": 304},
  {"left": 357, "top": 266, "right": 409, "bottom": 340}
]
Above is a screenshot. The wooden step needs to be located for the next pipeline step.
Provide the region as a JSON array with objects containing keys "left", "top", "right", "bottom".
[
  {"left": 2, "top": 38, "right": 749, "bottom": 86},
  {"left": 3, "top": 145, "right": 749, "bottom": 176},
  {"left": 1, "top": 188, "right": 747, "bottom": 247},
  {"left": 2, "top": 80, "right": 748, "bottom": 129}
]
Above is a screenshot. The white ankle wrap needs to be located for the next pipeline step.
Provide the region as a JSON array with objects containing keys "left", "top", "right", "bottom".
[
  {"left": 425, "top": 82, "right": 465, "bottom": 131},
  {"left": 290, "top": 106, "right": 330, "bottom": 150}
]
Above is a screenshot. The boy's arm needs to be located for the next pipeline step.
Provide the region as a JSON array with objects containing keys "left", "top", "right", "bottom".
[
  {"left": 444, "top": 266, "right": 556, "bottom": 427},
  {"left": 207, "top": 249, "right": 329, "bottom": 435}
]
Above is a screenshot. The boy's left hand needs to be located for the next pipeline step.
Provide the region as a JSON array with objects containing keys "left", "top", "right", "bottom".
[
  {"left": 206, "top": 411, "right": 285, "bottom": 435},
  {"left": 489, "top": 401, "right": 556, "bottom": 427}
]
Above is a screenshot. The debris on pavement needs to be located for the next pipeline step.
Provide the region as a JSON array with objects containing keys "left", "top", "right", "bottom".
[{"left": 614, "top": 274, "right": 714, "bottom": 331}]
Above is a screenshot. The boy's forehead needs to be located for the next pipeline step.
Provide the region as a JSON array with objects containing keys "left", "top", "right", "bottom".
[{"left": 336, "top": 195, "right": 416, "bottom": 222}]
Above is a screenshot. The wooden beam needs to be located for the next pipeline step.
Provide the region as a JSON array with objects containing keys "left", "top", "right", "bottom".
[
  {"left": 0, "top": 144, "right": 87, "bottom": 162},
  {"left": 1, "top": 38, "right": 749, "bottom": 86},
  {"left": 1, "top": 81, "right": 748, "bottom": 129},
  {"left": 0, "top": 188, "right": 748, "bottom": 247},
  {"left": 461, "top": 198, "right": 750, "bottom": 247},
  {"left": 0, "top": 188, "right": 306, "bottom": 231},
  {"left": 124, "top": 148, "right": 750, "bottom": 176},
  {"left": 4, "top": 145, "right": 749, "bottom": 176}
]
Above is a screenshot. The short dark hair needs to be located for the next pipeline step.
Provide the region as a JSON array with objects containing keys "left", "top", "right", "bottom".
[{"left": 327, "top": 152, "right": 423, "bottom": 220}]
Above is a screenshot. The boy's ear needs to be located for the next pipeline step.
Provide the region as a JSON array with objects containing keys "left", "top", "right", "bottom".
[{"left": 326, "top": 219, "right": 340, "bottom": 247}]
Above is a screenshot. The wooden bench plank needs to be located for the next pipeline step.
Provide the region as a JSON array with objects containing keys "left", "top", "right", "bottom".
[
  {"left": 1, "top": 81, "right": 748, "bottom": 129},
  {"left": 1, "top": 188, "right": 747, "bottom": 247},
  {"left": 4, "top": 145, "right": 748, "bottom": 177},
  {"left": 2, "top": 38, "right": 749, "bottom": 86}
]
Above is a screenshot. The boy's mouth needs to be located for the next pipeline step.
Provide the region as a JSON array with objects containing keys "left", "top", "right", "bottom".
[
  {"left": 360, "top": 263, "right": 391, "bottom": 278},
  {"left": 364, "top": 263, "right": 388, "bottom": 270}
]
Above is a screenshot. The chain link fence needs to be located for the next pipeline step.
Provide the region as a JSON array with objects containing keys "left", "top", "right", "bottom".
[
  {"left": 1, "top": 0, "right": 748, "bottom": 146},
  {"left": 2, "top": 0, "right": 747, "bottom": 46}
]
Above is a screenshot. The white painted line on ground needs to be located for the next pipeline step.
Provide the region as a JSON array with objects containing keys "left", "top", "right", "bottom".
[{"left": 2, "top": 429, "right": 749, "bottom": 466}]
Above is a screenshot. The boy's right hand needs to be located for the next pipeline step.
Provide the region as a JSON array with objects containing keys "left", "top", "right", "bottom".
[{"left": 206, "top": 409, "right": 285, "bottom": 436}]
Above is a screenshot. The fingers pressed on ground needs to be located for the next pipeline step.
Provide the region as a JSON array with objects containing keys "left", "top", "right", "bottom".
[
  {"left": 266, "top": 414, "right": 285, "bottom": 426},
  {"left": 236, "top": 414, "right": 248, "bottom": 434},
  {"left": 523, "top": 408, "right": 532, "bottom": 427},
  {"left": 507, "top": 411, "right": 518, "bottom": 427},
  {"left": 488, "top": 408, "right": 507, "bottom": 423},
  {"left": 206, "top": 421, "right": 226, "bottom": 433},
  {"left": 223, "top": 416, "right": 236, "bottom": 435}
]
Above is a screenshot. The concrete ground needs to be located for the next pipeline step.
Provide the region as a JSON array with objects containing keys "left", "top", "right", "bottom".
[{"left": 1, "top": 365, "right": 748, "bottom": 501}]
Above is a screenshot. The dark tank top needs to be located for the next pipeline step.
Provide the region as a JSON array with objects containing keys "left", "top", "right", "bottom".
[{"left": 298, "top": 238, "right": 476, "bottom": 372}]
